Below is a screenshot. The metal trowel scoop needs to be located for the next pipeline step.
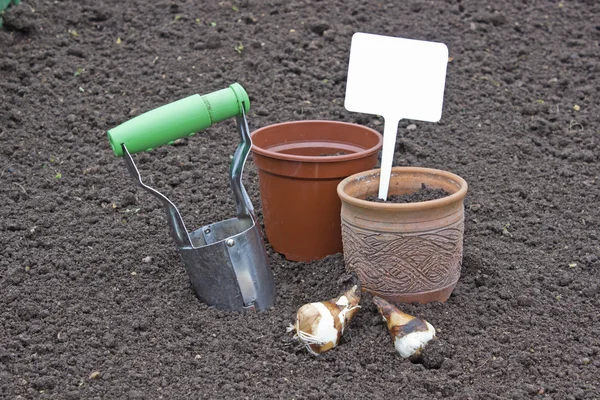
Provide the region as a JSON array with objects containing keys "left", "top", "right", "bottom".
[
  {"left": 107, "top": 83, "right": 276, "bottom": 313},
  {"left": 345, "top": 33, "right": 449, "bottom": 200}
]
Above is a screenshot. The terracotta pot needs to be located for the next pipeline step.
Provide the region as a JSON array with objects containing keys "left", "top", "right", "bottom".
[
  {"left": 338, "top": 167, "right": 468, "bottom": 303},
  {"left": 251, "top": 121, "right": 383, "bottom": 261}
]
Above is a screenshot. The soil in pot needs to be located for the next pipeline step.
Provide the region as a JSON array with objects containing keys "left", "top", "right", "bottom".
[{"left": 366, "top": 183, "right": 450, "bottom": 203}]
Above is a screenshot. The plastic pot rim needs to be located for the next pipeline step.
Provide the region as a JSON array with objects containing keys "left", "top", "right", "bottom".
[{"left": 250, "top": 120, "right": 383, "bottom": 163}]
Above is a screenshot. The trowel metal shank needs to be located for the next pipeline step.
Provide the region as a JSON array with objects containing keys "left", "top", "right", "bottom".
[{"left": 121, "top": 114, "right": 275, "bottom": 313}]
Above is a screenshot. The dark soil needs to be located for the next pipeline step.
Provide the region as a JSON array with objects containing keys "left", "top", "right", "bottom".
[
  {"left": 1, "top": 1, "right": 599, "bottom": 399},
  {"left": 366, "top": 183, "right": 450, "bottom": 203}
]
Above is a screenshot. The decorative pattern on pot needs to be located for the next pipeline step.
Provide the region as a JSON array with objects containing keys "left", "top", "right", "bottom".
[
  {"left": 341, "top": 221, "right": 464, "bottom": 299},
  {"left": 337, "top": 167, "right": 468, "bottom": 304}
]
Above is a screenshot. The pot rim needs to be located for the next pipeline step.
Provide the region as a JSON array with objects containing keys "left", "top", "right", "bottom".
[
  {"left": 337, "top": 166, "right": 468, "bottom": 211},
  {"left": 250, "top": 120, "right": 383, "bottom": 163}
]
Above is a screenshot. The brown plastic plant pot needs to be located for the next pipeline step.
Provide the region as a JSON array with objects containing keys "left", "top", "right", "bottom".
[
  {"left": 251, "top": 120, "right": 383, "bottom": 262},
  {"left": 338, "top": 166, "right": 468, "bottom": 304}
]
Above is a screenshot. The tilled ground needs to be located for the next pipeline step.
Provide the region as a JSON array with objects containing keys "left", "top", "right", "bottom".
[{"left": 1, "top": 0, "right": 599, "bottom": 399}]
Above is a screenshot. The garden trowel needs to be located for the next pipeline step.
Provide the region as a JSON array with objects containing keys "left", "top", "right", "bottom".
[{"left": 107, "top": 83, "right": 276, "bottom": 313}]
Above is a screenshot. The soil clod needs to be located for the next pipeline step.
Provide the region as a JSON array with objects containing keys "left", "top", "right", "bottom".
[{"left": 366, "top": 183, "right": 450, "bottom": 203}]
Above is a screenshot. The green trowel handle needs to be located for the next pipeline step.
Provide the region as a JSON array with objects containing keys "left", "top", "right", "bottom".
[{"left": 107, "top": 83, "right": 250, "bottom": 157}]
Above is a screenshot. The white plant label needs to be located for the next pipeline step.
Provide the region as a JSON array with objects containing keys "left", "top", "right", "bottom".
[{"left": 345, "top": 33, "right": 448, "bottom": 199}]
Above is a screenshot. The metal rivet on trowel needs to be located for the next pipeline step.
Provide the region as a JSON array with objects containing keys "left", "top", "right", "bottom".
[
  {"left": 204, "top": 228, "right": 211, "bottom": 234},
  {"left": 226, "top": 239, "right": 235, "bottom": 247}
]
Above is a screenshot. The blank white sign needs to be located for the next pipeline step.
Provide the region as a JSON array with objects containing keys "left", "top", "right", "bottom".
[{"left": 345, "top": 33, "right": 448, "bottom": 122}]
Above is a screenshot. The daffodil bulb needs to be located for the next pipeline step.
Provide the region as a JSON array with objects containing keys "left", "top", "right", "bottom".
[
  {"left": 288, "top": 285, "right": 361, "bottom": 355},
  {"left": 373, "top": 296, "right": 436, "bottom": 359}
]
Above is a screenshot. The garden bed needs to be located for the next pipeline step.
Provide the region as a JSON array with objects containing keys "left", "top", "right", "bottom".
[{"left": 0, "top": 0, "right": 598, "bottom": 398}]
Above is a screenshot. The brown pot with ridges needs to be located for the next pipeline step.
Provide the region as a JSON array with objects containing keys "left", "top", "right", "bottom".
[
  {"left": 251, "top": 120, "right": 383, "bottom": 261},
  {"left": 337, "top": 166, "right": 468, "bottom": 303}
]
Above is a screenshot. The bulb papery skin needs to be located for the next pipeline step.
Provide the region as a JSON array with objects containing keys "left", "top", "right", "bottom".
[
  {"left": 309, "top": 302, "right": 340, "bottom": 347},
  {"left": 336, "top": 295, "right": 350, "bottom": 307},
  {"left": 394, "top": 321, "right": 436, "bottom": 358},
  {"left": 335, "top": 296, "right": 352, "bottom": 326},
  {"left": 338, "top": 286, "right": 361, "bottom": 323},
  {"left": 291, "top": 285, "right": 361, "bottom": 355}
]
